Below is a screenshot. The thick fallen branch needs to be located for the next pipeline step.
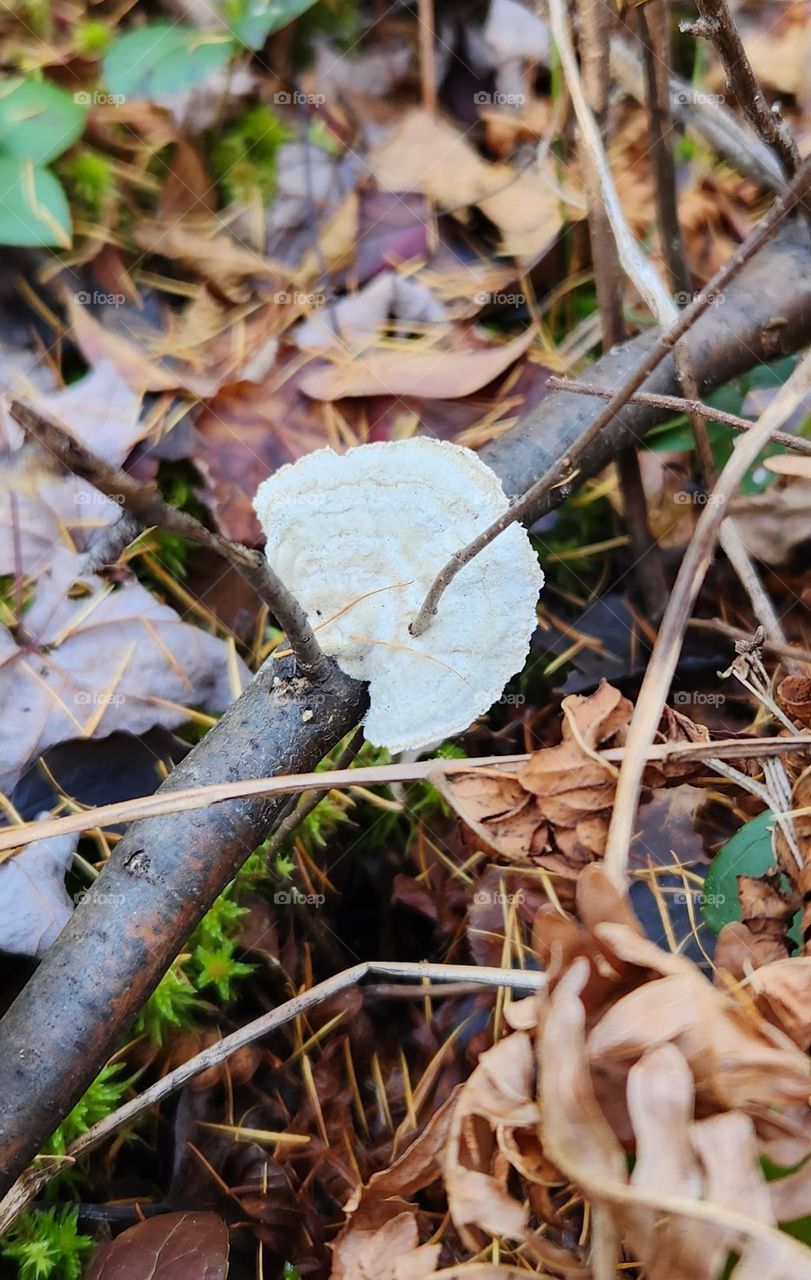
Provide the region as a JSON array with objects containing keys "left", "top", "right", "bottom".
[{"left": 0, "top": 217, "right": 810, "bottom": 1198}]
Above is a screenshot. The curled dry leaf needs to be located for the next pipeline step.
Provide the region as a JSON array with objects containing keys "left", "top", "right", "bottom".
[
  {"left": 436, "top": 682, "right": 709, "bottom": 896},
  {"left": 254, "top": 438, "right": 543, "bottom": 751},
  {"left": 778, "top": 675, "right": 811, "bottom": 727},
  {"left": 370, "top": 109, "right": 571, "bottom": 262}
]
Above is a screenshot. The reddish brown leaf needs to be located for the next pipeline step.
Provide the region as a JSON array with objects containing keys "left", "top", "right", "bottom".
[{"left": 84, "top": 1211, "right": 229, "bottom": 1280}]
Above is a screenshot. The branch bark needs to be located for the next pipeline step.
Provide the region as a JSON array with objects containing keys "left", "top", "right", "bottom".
[{"left": 0, "top": 218, "right": 810, "bottom": 1197}]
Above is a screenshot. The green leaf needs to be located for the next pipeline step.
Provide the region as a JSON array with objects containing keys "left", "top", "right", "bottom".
[
  {"left": 0, "top": 158, "right": 71, "bottom": 247},
  {"left": 701, "top": 811, "right": 775, "bottom": 933},
  {"left": 0, "top": 78, "right": 86, "bottom": 164},
  {"left": 103, "top": 24, "right": 236, "bottom": 99},
  {"left": 229, "top": 0, "right": 321, "bottom": 49}
]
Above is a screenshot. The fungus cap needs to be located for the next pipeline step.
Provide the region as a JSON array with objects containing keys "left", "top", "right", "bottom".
[{"left": 254, "top": 438, "right": 543, "bottom": 751}]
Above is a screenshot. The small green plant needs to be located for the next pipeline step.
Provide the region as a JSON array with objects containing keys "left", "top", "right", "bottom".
[
  {"left": 210, "top": 105, "right": 289, "bottom": 204},
  {"left": 0, "top": 78, "right": 86, "bottom": 246},
  {"left": 1, "top": 1206, "right": 93, "bottom": 1280}
]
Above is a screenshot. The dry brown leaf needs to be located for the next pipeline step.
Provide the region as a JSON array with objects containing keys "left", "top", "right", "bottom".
[
  {"left": 778, "top": 675, "right": 811, "bottom": 727},
  {"left": 747, "top": 957, "right": 811, "bottom": 1051},
  {"left": 298, "top": 327, "right": 535, "bottom": 402},
  {"left": 445, "top": 1033, "right": 537, "bottom": 1239},
  {"left": 331, "top": 1089, "right": 460, "bottom": 1280},
  {"left": 370, "top": 110, "right": 570, "bottom": 262}
]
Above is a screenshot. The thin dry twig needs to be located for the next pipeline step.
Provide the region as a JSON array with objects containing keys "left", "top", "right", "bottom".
[
  {"left": 547, "top": 377, "right": 811, "bottom": 454},
  {"left": 603, "top": 349, "right": 811, "bottom": 888},
  {"left": 4, "top": 734, "right": 811, "bottom": 856},
  {"left": 0, "top": 959, "right": 546, "bottom": 1233},
  {"left": 686, "top": 0, "right": 800, "bottom": 178},
  {"left": 11, "top": 400, "right": 330, "bottom": 680},
  {"left": 409, "top": 153, "right": 811, "bottom": 637}
]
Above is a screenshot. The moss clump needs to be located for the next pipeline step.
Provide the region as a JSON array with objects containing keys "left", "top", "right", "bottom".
[{"left": 210, "top": 105, "right": 289, "bottom": 205}]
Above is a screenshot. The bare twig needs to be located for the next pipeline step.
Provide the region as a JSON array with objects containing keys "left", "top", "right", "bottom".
[
  {"left": 688, "top": 618, "right": 811, "bottom": 666},
  {"left": 4, "top": 735, "right": 811, "bottom": 857},
  {"left": 686, "top": 0, "right": 800, "bottom": 178},
  {"left": 547, "top": 377, "right": 811, "bottom": 454},
  {"left": 410, "top": 153, "right": 811, "bottom": 637},
  {"left": 0, "top": 959, "right": 546, "bottom": 1233},
  {"left": 11, "top": 400, "right": 330, "bottom": 680},
  {"left": 603, "top": 349, "right": 811, "bottom": 888}
]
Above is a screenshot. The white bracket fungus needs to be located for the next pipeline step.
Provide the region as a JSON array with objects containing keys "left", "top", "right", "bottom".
[{"left": 254, "top": 438, "right": 543, "bottom": 752}]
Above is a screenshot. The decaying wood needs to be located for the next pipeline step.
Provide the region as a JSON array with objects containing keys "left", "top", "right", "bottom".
[{"left": 0, "top": 219, "right": 810, "bottom": 1197}]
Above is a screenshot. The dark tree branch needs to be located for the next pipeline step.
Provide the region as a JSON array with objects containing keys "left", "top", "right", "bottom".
[{"left": 0, "top": 219, "right": 811, "bottom": 1198}]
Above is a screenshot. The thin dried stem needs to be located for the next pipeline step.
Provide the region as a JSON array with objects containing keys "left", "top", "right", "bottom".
[
  {"left": 4, "top": 735, "right": 811, "bottom": 856},
  {"left": 577, "top": 0, "right": 667, "bottom": 618},
  {"left": 0, "top": 959, "right": 546, "bottom": 1232},
  {"left": 603, "top": 349, "right": 811, "bottom": 888}
]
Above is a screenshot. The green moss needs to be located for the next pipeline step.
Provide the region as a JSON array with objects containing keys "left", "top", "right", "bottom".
[
  {"left": 58, "top": 151, "right": 114, "bottom": 219},
  {"left": 209, "top": 105, "right": 289, "bottom": 204},
  {"left": 1, "top": 1207, "right": 93, "bottom": 1280},
  {"left": 74, "top": 20, "right": 112, "bottom": 57}
]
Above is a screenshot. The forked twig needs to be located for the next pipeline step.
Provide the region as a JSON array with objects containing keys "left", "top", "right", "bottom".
[{"left": 11, "top": 400, "right": 329, "bottom": 679}]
